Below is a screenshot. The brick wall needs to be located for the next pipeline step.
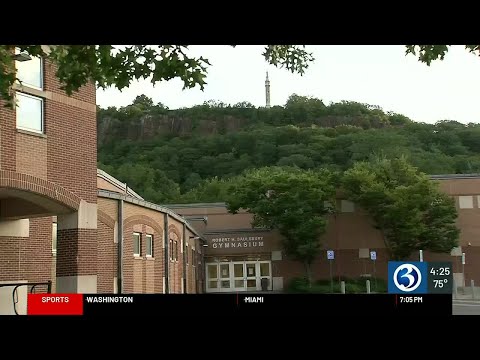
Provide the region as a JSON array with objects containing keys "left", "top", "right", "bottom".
[
  {"left": 122, "top": 216, "right": 164, "bottom": 294},
  {"left": 184, "top": 232, "right": 196, "bottom": 293},
  {"left": 45, "top": 101, "right": 97, "bottom": 203},
  {"left": 16, "top": 132, "right": 47, "bottom": 179},
  {"left": 168, "top": 224, "right": 183, "bottom": 293},
  {"left": 1, "top": 56, "right": 97, "bottom": 290},
  {"left": 97, "top": 222, "right": 115, "bottom": 292},
  {"left": 44, "top": 60, "right": 96, "bottom": 104},
  {"left": 0, "top": 218, "right": 52, "bottom": 283},
  {"left": 0, "top": 101, "right": 16, "bottom": 171},
  {"left": 275, "top": 247, "right": 479, "bottom": 288},
  {"left": 95, "top": 200, "right": 201, "bottom": 294},
  {"left": 56, "top": 229, "right": 97, "bottom": 277}
]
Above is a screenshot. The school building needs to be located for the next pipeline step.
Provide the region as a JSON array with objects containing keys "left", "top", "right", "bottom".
[
  {"left": 167, "top": 175, "right": 480, "bottom": 293},
  {"left": 1, "top": 47, "right": 479, "bottom": 315},
  {"left": 0, "top": 48, "right": 205, "bottom": 314}
]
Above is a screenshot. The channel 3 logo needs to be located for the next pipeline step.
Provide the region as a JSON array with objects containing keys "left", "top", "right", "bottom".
[{"left": 388, "top": 262, "right": 427, "bottom": 294}]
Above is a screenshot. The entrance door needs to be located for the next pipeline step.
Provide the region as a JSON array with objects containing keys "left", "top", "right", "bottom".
[
  {"left": 259, "top": 261, "right": 272, "bottom": 291},
  {"left": 206, "top": 264, "right": 219, "bottom": 292},
  {"left": 205, "top": 261, "right": 272, "bottom": 292},
  {"left": 245, "top": 262, "right": 259, "bottom": 291},
  {"left": 232, "top": 262, "right": 246, "bottom": 291},
  {"left": 218, "top": 263, "right": 231, "bottom": 292}
]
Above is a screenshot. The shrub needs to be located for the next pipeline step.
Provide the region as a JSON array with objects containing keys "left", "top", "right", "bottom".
[{"left": 286, "top": 276, "right": 388, "bottom": 294}]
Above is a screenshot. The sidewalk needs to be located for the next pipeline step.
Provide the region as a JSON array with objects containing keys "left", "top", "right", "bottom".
[
  {"left": 453, "top": 286, "right": 480, "bottom": 301},
  {"left": 453, "top": 294, "right": 480, "bottom": 301}
]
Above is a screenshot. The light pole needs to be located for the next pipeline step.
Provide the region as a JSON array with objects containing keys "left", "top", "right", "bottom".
[{"left": 14, "top": 52, "right": 32, "bottom": 62}]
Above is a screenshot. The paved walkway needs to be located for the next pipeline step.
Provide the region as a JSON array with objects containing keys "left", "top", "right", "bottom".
[{"left": 453, "top": 299, "right": 480, "bottom": 315}]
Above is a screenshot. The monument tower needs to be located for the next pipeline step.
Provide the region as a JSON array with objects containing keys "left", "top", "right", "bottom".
[{"left": 265, "top": 71, "right": 271, "bottom": 108}]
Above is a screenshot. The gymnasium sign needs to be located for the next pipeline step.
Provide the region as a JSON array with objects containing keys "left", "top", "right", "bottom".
[{"left": 210, "top": 236, "right": 264, "bottom": 249}]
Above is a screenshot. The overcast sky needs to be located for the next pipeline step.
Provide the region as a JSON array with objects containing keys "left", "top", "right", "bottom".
[{"left": 96, "top": 45, "right": 480, "bottom": 124}]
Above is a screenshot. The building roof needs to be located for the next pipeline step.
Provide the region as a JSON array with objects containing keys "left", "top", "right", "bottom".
[
  {"left": 163, "top": 202, "right": 227, "bottom": 209},
  {"left": 164, "top": 173, "right": 480, "bottom": 208},
  {"left": 97, "top": 189, "right": 205, "bottom": 241},
  {"left": 429, "top": 174, "right": 480, "bottom": 180},
  {"left": 97, "top": 169, "right": 144, "bottom": 200}
]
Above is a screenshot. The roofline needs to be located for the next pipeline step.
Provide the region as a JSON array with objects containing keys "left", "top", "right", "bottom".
[
  {"left": 162, "top": 202, "right": 227, "bottom": 208},
  {"left": 97, "top": 169, "right": 144, "bottom": 200},
  {"left": 203, "top": 228, "right": 270, "bottom": 235},
  {"left": 429, "top": 174, "right": 480, "bottom": 180},
  {"left": 97, "top": 189, "right": 205, "bottom": 241},
  {"left": 165, "top": 174, "right": 480, "bottom": 208}
]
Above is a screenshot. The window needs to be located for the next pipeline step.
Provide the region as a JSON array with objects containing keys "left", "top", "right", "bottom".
[
  {"left": 174, "top": 241, "right": 178, "bottom": 261},
  {"left": 15, "top": 49, "right": 45, "bottom": 134},
  {"left": 459, "top": 196, "right": 474, "bottom": 209},
  {"left": 186, "top": 244, "right": 189, "bottom": 264},
  {"left": 16, "top": 92, "right": 44, "bottom": 133},
  {"left": 192, "top": 249, "right": 195, "bottom": 266},
  {"left": 52, "top": 222, "right": 57, "bottom": 255},
  {"left": 133, "top": 233, "right": 141, "bottom": 256},
  {"left": 16, "top": 49, "right": 43, "bottom": 90},
  {"left": 146, "top": 234, "right": 153, "bottom": 257},
  {"left": 170, "top": 239, "right": 173, "bottom": 260}
]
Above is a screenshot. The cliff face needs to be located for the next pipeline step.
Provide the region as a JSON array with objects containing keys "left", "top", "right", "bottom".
[
  {"left": 97, "top": 113, "right": 393, "bottom": 146},
  {"left": 97, "top": 114, "right": 250, "bottom": 145}
]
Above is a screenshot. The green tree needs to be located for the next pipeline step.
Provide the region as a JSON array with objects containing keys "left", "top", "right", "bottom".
[
  {"left": 226, "top": 167, "right": 337, "bottom": 286},
  {"left": 1, "top": 45, "right": 314, "bottom": 106},
  {"left": 284, "top": 94, "right": 327, "bottom": 123},
  {"left": 405, "top": 45, "right": 480, "bottom": 65},
  {"left": 181, "top": 177, "right": 232, "bottom": 203},
  {"left": 181, "top": 172, "right": 203, "bottom": 193},
  {"left": 131, "top": 95, "right": 154, "bottom": 109},
  {"left": 341, "top": 157, "right": 459, "bottom": 260},
  {"left": 277, "top": 154, "right": 315, "bottom": 169}
]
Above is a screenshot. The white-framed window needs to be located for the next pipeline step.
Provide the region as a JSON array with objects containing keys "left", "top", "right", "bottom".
[
  {"left": 15, "top": 48, "right": 45, "bottom": 134},
  {"left": 169, "top": 239, "right": 174, "bottom": 260},
  {"left": 459, "top": 196, "right": 474, "bottom": 209},
  {"left": 174, "top": 240, "right": 178, "bottom": 261},
  {"left": 186, "top": 243, "right": 189, "bottom": 265},
  {"left": 52, "top": 222, "right": 57, "bottom": 255},
  {"left": 16, "top": 92, "right": 44, "bottom": 133},
  {"left": 15, "top": 48, "right": 43, "bottom": 90},
  {"left": 146, "top": 234, "right": 153, "bottom": 257},
  {"left": 133, "top": 232, "right": 141, "bottom": 256}
]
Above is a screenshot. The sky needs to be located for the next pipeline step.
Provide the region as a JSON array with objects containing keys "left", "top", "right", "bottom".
[{"left": 96, "top": 45, "right": 480, "bottom": 124}]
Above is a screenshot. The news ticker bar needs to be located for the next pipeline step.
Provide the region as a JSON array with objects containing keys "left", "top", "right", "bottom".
[{"left": 26, "top": 293, "right": 452, "bottom": 316}]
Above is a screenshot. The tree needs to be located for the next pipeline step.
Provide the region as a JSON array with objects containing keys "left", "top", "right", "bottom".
[
  {"left": 0, "top": 45, "right": 314, "bottom": 107},
  {"left": 181, "top": 172, "right": 203, "bottom": 193},
  {"left": 226, "top": 167, "right": 337, "bottom": 286},
  {"left": 341, "top": 156, "right": 459, "bottom": 260},
  {"left": 180, "top": 177, "right": 232, "bottom": 203},
  {"left": 405, "top": 45, "right": 480, "bottom": 65},
  {"left": 277, "top": 154, "right": 315, "bottom": 169},
  {"left": 132, "top": 95, "right": 154, "bottom": 109}
]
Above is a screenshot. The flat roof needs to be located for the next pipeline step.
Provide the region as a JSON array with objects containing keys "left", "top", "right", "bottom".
[
  {"left": 97, "top": 189, "right": 204, "bottom": 240},
  {"left": 164, "top": 173, "right": 480, "bottom": 208},
  {"left": 430, "top": 174, "right": 480, "bottom": 180}
]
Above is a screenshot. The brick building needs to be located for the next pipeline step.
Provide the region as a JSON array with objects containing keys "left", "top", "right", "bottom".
[
  {"left": 0, "top": 48, "right": 205, "bottom": 315},
  {"left": 0, "top": 47, "right": 98, "bottom": 314},
  {"left": 94, "top": 169, "right": 206, "bottom": 295},
  {"left": 1, "top": 47, "right": 480, "bottom": 314},
  {"left": 168, "top": 175, "right": 480, "bottom": 293}
]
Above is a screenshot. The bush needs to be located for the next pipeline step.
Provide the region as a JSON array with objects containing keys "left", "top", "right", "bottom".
[{"left": 286, "top": 276, "right": 388, "bottom": 294}]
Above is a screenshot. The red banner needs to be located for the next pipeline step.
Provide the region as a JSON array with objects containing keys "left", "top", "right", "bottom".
[{"left": 27, "top": 294, "right": 83, "bottom": 315}]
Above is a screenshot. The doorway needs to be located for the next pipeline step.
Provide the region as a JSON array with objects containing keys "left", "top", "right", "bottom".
[{"left": 206, "top": 261, "right": 272, "bottom": 292}]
